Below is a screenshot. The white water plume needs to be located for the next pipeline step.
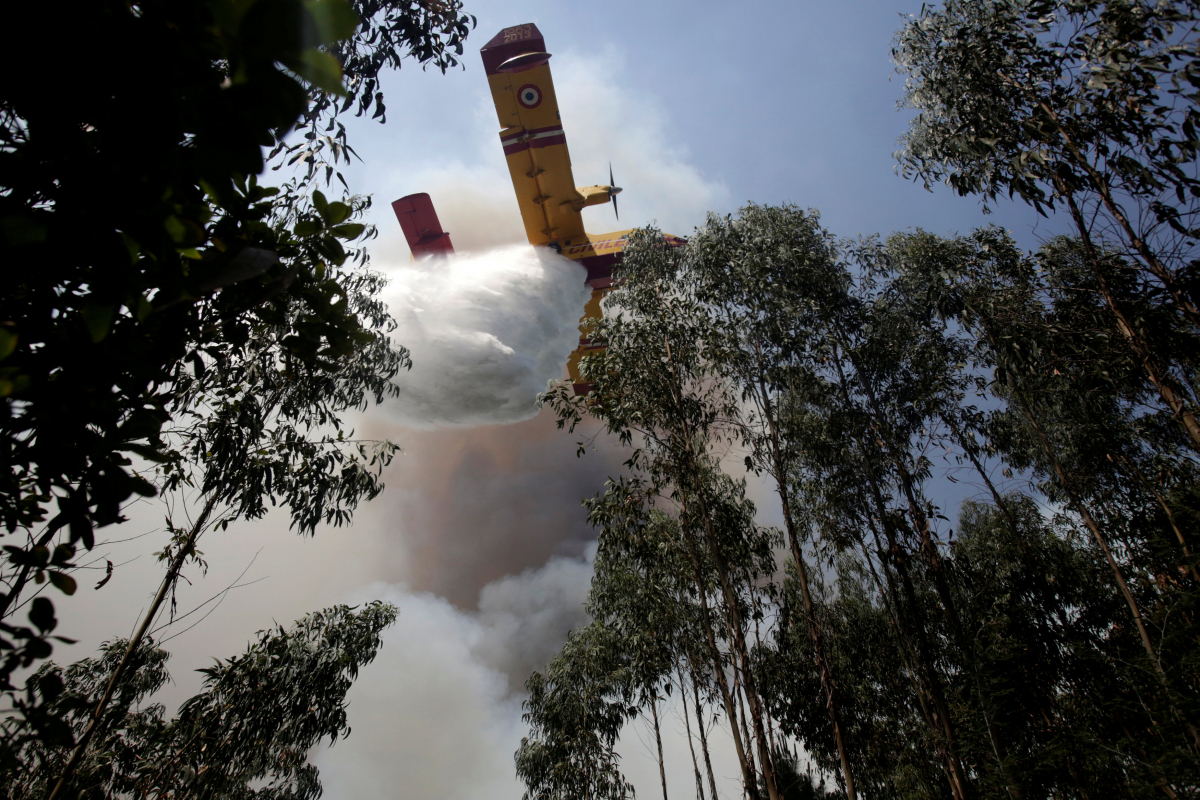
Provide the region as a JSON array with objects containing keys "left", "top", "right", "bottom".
[{"left": 377, "top": 245, "right": 591, "bottom": 429}]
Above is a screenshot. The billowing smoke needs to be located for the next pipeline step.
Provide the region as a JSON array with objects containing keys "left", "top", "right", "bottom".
[
  {"left": 470, "top": 543, "right": 596, "bottom": 691},
  {"left": 311, "top": 550, "right": 748, "bottom": 800},
  {"left": 377, "top": 245, "right": 591, "bottom": 429}
]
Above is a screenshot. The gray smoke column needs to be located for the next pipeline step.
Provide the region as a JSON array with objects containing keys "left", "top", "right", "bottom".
[{"left": 377, "top": 245, "right": 590, "bottom": 428}]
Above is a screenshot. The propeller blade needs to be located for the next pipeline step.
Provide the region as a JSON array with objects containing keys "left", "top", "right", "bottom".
[{"left": 609, "top": 162, "right": 619, "bottom": 221}]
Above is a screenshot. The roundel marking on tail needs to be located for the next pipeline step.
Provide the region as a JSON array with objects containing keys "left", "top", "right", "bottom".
[{"left": 517, "top": 84, "right": 542, "bottom": 108}]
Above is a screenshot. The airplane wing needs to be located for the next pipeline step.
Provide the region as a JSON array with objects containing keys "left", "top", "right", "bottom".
[{"left": 481, "top": 24, "right": 592, "bottom": 249}]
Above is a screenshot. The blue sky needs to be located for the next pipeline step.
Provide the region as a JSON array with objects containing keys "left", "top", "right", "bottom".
[{"left": 328, "top": 0, "right": 1067, "bottom": 258}]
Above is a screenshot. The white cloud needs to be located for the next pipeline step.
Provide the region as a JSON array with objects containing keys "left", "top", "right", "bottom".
[
  {"left": 552, "top": 45, "right": 729, "bottom": 239},
  {"left": 313, "top": 548, "right": 593, "bottom": 799},
  {"left": 472, "top": 543, "right": 596, "bottom": 692},
  {"left": 357, "top": 45, "right": 730, "bottom": 433}
]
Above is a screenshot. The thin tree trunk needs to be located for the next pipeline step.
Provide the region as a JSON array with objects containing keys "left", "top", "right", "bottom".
[
  {"left": 887, "top": 450, "right": 1024, "bottom": 798},
  {"left": 1006, "top": 377, "right": 1200, "bottom": 749},
  {"left": 829, "top": 350, "right": 972, "bottom": 800},
  {"left": 48, "top": 495, "right": 218, "bottom": 800},
  {"left": 695, "top": 497, "right": 780, "bottom": 800},
  {"left": 754, "top": 373, "right": 858, "bottom": 800},
  {"left": 857, "top": 540, "right": 942, "bottom": 737},
  {"left": 1116, "top": 452, "right": 1199, "bottom": 583},
  {"left": 651, "top": 693, "right": 670, "bottom": 800},
  {"left": 1034, "top": 99, "right": 1200, "bottom": 334},
  {"left": 733, "top": 671, "right": 758, "bottom": 781},
  {"left": 676, "top": 493, "right": 760, "bottom": 800},
  {"left": 689, "top": 657, "right": 722, "bottom": 800},
  {"left": 860, "top": 523, "right": 971, "bottom": 800},
  {"left": 681, "top": 456, "right": 780, "bottom": 800},
  {"left": 678, "top": 666, "right": 707, "bottom": 800},
  {"left": 0, "top": 523, "right": 64, "bottom": 620},
  {"left": 655, "top": 310, "right": 780, "bottom": 800},
  {"left": 1013, "top": 395, "right": 1174, "bottom": 683},
  {"left": 943, "top": 414, "right": 1019, "bottom": 535},
  {"left": 750, "top": 587, "right": 779, "bottom": 779},
  {"left": 1053, "top": 178, "right": 1200, "bottom": 452}
]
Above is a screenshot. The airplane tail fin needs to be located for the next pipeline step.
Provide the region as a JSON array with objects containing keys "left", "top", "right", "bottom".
[{"left": 392, "top": 193, "right": 455, "bottom": 258}]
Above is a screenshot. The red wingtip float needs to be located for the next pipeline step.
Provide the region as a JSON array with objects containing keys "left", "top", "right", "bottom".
[
  {"left": 393, "top": 23, "right": 684, "bottom": 395},
  {"left": 391, "top": 193, "right": 455, "bottom": 258}
]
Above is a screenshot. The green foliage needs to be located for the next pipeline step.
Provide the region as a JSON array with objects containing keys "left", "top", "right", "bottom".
[
  {"left": 2, "top": 0, "right": 365, "bottom": 544},
  {"left": 537, "top": 200, "right": 1200, "bottom": 799},
  {"left": 0, "top": 0, "right": 472, "bottom": 782},
  {"left": 276, "top": 0, "right": 475, "bottom": 186},
  {"left": 895, "top": 0, "right": 1200, "bottom": 243},
  {"left": 517, "top": 622, "right": 636, "bottom": 800},
  {"left": 159, "top": 188, "right": 407, "bottom": 535},
  {"left": 0, "top": 0, "right": 468, "bottom": 582},
  {"left": 5, "top": 602, "right": 397, "bottom": 800},
  {"left": 893, "top": 0, "right": 1200, "bottom": 447},
  {"left": 529, "top": 3, "right": 1200, "bottom": 795}
]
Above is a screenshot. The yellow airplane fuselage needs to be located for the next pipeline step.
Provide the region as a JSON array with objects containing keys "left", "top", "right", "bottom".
[{"left": 481, "top": 23, "right": 682, "bottom": 392}]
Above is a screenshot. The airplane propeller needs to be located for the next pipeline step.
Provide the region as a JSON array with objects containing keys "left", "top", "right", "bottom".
[{"left": 608, "top": 163, "right": 623, "bottom": 221}]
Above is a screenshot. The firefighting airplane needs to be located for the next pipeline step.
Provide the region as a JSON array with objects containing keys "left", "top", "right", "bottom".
[{"left": 390, "top": 22, "right": 684, "bottom": 394}]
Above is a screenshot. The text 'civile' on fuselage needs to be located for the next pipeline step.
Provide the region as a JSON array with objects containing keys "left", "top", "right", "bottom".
[{"left": 390, "top": 22, "right": 684, "bottom": 395}]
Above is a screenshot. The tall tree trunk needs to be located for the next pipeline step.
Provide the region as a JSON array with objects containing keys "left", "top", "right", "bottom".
[
  {"left": 687, "top": 472, "right": 781, "bottom": 800},
  {"left": 675, "top": 495, "right": 760, "bottom": 800},
  {"left": 856, "top": 538, "right": 957, "bottom": 791},
  {"left": 887, "top": 451, "right": 1024, "bottom": 798},
  {"left": 1116, "top": 452, "right": 1199, "bottom": 584},
  {"left": 934, "top": 423, "right": 1030, "bottom": 798},
  {"left": 830, "top": 351, "right": 972, "bottom": 800},
  {"left": 651, "top": 693, "right": 670, "bottom": 800},
  {"left": 678, "top": 667, "right": 707, "bottom": 800},
  {"left": 48, "top": 494, "right": 218, "bottom": 800},
  {"left": 754, "top": 373, "right": 858, "bottom": 800},
  {"left": 973, "top": 304, "right": 1184, "bottom": 718},
  {"left": 1052, "top": 177, "right": 1200, "bottom": 452},
  {"left": 861, "top": 519, "right": 972, "bottom": 800},
  {"left": 1012, "top": 389, "right": 1196, "bottom": 745},
  {"left": 656, "top": 313, "right": 780, "bottom": 800},
  {"left": 689, "top": 656, "right": 722, "bottom": 800},
  {"left": 733, "top": 671, "right": 758, "bottom": 781},
  {"left": 1034, "top": 102, "right": 1200, "bottom": 334},
  {"left": 943, "top": 414, "right": 1019, "bottom": 535}
]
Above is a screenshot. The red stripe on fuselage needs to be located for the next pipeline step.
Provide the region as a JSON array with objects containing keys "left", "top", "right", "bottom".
[{"left": 500, "top": 125, "right": 567, "bottom": 155}]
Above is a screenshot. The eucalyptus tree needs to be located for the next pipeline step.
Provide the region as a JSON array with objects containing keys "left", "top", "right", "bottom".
[
  {"left": 0, "top": 0, "right": 469, "bottom": 581},
  {"left": 894, "top": 0, "right": 1200, "bottom": 450},
  {"left": 587, "top": 507, "right": 691, "bottom": 800},
  {"left": 894, "top": 225, "right": 1200, "bottom": 781},
  {"left": 0, "top": 187, "right": 410, "bottom": 796},
  {"left": 516, "top": 622, "right": 636, "bottom": 800},
  {"left": 582, "top": 473, "right": 749, "bottom": 800},
  {"left": 544, "top": 228, "right": 781, "bottom": 800},
  {"left": 948, "top": 498, "right": 1182, "bottom": 799},
  {"left": 683, "top": 204, "right": 860, "bottom": 800},
  {"left": 759, "top": 553, "right": 945, "bottom": 800},
  {"left": 0, "top": 0, "right": 473, "bottom": 761},
  {"left": 7, "top": 602, "right": 397, "bottom": 800},
  {"left": 751, "top": 234, "right": 990, "bottom": 800}
]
